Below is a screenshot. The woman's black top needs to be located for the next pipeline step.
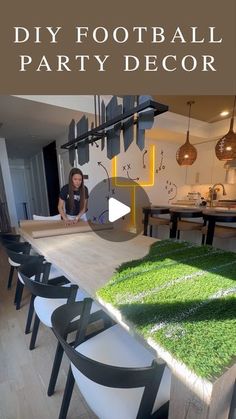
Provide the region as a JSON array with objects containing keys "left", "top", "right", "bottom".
[{"left": 59, "top": 184, "right": 89, "bottom": 216}]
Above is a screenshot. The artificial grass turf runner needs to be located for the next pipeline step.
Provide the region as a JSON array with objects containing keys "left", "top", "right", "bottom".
[{"left": 97, "top": 240, "right": 236, "bottom": 380}]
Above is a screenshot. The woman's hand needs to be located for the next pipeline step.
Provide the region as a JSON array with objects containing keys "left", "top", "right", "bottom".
[{"left": 63, "top": 217, "right": 73, "bottom": 226}]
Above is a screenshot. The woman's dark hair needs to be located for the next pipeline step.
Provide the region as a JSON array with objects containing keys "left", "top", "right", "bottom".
[{"left": 68, "top": 168, "right": 85, "bottom": 212}]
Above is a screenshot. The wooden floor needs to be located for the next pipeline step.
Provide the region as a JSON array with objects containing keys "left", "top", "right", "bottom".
[{"left": 0, "top": 246, "right": 97, "bottom": 419}]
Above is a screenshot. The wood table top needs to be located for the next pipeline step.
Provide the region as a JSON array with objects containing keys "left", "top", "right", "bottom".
[{"left": 18, "top": 226, "right": 157, "bottom": 297}]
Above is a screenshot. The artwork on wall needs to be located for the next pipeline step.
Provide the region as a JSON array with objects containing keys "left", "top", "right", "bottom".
[
  {"left": 97, "top": 161, "right": 111, "bottom": 192},
  {"left": 142, "top": 150, "right": 147, "bottom": 168},
  {"left": 122, "top": 163, "right": 139, "bottom": 181},
  {"left": 165, "top": 179, "right": 178, "bottom": 202},
  {"left": 95, "top": 161, "right": 116, "bottom": 223},
  {"left": 156, "top": 150, "right": 166, "bottom": 173}
]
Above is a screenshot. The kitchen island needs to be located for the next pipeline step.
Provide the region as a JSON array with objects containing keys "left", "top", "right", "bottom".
[{"left": 143, "top": 205, "right": 236, "bottom": 250}]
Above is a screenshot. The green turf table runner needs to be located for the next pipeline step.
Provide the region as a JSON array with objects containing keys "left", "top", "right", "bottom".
[{"left": 97, "top": 240, "right": 236, "bottom": 380}]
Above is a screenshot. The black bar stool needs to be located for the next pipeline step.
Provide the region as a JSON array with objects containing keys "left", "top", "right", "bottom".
[
  {"left": 169, "top": 208, "right": 203, "bottom": 240},
  {"left": 143, "top": 206, "right": 170, "bottom": 237},
  {"left": 202, "top": 211, "right": 236, "bottom": 245}
]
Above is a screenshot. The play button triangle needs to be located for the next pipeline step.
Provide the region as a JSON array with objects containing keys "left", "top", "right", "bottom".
[{"left": 108, "top": 197, "right": 131, "bottom": 222}]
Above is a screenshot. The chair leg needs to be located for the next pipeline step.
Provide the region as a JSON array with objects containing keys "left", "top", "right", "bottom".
[
  {"left": 29, "top": 314, "right": 40, "bottom": 350},
  {"left": 15, "top": 281, "right": 24, "bottom": 310},
  {"left": 47, "top": 341, "right": 64, "bottom": 396},
  {"left": 7, "top": 266, "right": 14, "bottom": 289},
  {"left": 201, "top": 234, "right": 205, "bottom": 245},
  {"left": 14, "top": 279, "right": 20, "bottom": 304},
  {"left": 25, "top": 295, "right": 35, "bottom": 334},
  {"left": 149, "top": 225, "right": 153, "bottom": 237},
  {"left": 177, "top": 230, "right": 180, "bottom": 239},
  {"left": 58, "top": 368, "right": 75, "bottom": 419},
  {"left": 152, "top": 401, "right": 169, "bottom": 419}
]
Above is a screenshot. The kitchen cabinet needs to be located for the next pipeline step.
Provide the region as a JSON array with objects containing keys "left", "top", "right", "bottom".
[{"left": 186, "top": 142, "right": 214, "bottom": 185}]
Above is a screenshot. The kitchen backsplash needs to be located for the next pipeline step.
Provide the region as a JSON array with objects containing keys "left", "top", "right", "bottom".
[{"left": 188, "top": 183, "right": 236, "bottom": 201}]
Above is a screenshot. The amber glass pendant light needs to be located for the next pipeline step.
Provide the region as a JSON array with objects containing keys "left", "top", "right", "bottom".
[
  {"left": 215, "top": 95, "right": 236, "bottom": 161},
  {"left": 176, "top": 101, "right": 197, "bottom": 166}
]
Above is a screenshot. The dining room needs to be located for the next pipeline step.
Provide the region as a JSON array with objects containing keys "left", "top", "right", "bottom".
[{"left": 0, "top": 94, "right": 235, "bottom": 419}]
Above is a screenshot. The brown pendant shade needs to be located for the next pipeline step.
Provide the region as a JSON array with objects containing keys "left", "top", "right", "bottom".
[
  {"left": 176, "top": 101, "right": 197, "bottom": 166},
  {"left": 215, "top": 96, "right": 236, "bottom": 161}
]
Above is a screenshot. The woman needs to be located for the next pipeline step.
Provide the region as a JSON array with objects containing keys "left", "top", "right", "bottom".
[{"left": 58, "top": 168, "right": 89, "bottom": 224}]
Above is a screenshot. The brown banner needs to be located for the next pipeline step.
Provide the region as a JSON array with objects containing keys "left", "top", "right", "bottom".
[{"left": 0, "top": 0, "right": 235, "bottom": 94}]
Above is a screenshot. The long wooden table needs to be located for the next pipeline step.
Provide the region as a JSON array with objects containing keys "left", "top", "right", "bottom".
[
  {"left": 19, "top": 225, "right": 157, "bottom": 296},
  {"left": 19, "top": 224, "right": 235, "bottom": 419}
]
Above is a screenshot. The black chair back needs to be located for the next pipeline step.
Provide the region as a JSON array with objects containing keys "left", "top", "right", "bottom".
[
  {"left": 3, "top": 241, "right": 31, "bottom": 254},
  {"left": 51, "top": 302, "right": 168, "bottom": 419},
  {"left": 6, "top": 248, "right": 44, "bottom": 266},
  {"left": 19, "top": 262, "right": 78, "bottom": 302},
  {"left": 0, "top": 233, "right": 21, "bottom": 242}
]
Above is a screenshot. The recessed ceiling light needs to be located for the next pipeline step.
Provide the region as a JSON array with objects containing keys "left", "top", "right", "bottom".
[{"left": 220, "top": 110, "right": 229, "bottom": 117}]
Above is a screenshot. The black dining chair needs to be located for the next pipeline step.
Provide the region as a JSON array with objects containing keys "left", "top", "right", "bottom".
[
  {"left": 5, "top": 247, "right": 45, "bottom": 309},
  {"left": 5, "top": 245, "right": 69, "bottom": 308},
  {"left": 52, "top": 301, "right": 171, "bottom": 419},
  {"left": 19, "top": 262, "right": 107, "bottom": 397},
  {"left": 0, "top": 233, "right": 21, "bottom": 242},
  {"left": 19, "top": 261, "right": 78, "bottom": 348},
  {"left": 2, "top": 240, "right": 31, "bottom": 289}
]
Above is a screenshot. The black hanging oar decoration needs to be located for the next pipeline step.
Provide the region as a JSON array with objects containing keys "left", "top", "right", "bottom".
[
  {"left": 101, "top": 99, "right": 106, "bottom": 151},
  {"left": 123, "top": 95, "right": 135, "bottom": 152},
  {"left": 62, "top": 97, "right": 168, "bottom": 156},
  {"left": 68, "top": 119, "right": 76, "bottom": 166},
  {"left": 76, "top": 115, "right": 89, "bottom": 165},
  {"left": 106, "top": 96, "right": 122, "bottom": 159},
  {"left": 136, "top": 95, "right": 154, "bottom": 150}
]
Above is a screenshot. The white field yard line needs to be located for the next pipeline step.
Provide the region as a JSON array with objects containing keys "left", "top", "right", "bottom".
[
  {"left": 162, "top": 286, "right": 236, "bottom": 339},
  {"left": 150, "top": 281, "right": 236, "bottom": 335},
  {"left": 111, "top": 246, "right": 222, "bottom": 286},
  {"left": 115, "top": 249, "right": 225, "bottom": 304}
]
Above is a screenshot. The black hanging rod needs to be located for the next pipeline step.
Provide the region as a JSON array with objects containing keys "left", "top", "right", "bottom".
[{"left": 61, "top": 99, "right": 168, "bottom": 150}]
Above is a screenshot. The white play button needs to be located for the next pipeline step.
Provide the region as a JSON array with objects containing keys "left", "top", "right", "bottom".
[{"left": 108, "top": 197, "right": 131, "bottom": 222}]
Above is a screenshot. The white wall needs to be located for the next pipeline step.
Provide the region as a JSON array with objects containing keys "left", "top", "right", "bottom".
[{"left": 56, "top": 128, "right": 188, "bottom": 220}]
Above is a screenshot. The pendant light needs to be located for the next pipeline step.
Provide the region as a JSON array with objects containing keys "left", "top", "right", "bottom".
[
  {"left": 215, "top": 95, "right": 236, "bottom": 161},
  {"left": 176, "top": 101, "right": 197, "bottom": 166}
]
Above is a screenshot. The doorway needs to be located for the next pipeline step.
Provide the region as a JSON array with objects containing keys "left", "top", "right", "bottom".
[
  {"left": 43, "top": 141, "right": 60, "bottom": 215},
  {"left": 10, "top": 167, "right": 31, "bottom": 221}
]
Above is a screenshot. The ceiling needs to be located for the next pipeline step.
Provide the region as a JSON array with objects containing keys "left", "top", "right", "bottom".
[
  {"left": 0, "top": 95, "right": 234, "bottom": 159},
  {"left": 0, "top": 96, "right": 85, "bottom": 159},
  {"left": 154, "top": 95, "right": 235, "bottom": 123}
]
